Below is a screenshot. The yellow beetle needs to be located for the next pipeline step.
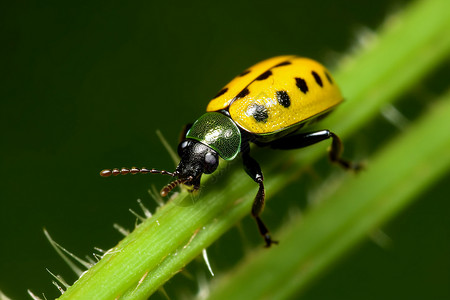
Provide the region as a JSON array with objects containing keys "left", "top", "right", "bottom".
[{"left": 101, "top": 56, "right": 359, "bottom": 247}]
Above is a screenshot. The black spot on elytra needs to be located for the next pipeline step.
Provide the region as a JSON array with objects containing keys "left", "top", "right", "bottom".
[
  {"left": 256, "top": 70, "right": 272, "bottom": 81},
  {"left": 239, "top": 70, "right": 251, "bottom": 77},
  {"left": 214, "top": 87, "right": 228, "bottom": 99},
  {"left": 247, "top": 104, "right": 268, "bottom": 123},
  {"left": 236, "top": 88, "right": 250, "bottom": 99},
  {"left": 276, "top": 91, "right": 291, "bottom": 108},
  {"left": 325, "top": 71, "right": 333, "bottom": 84},
  {"left": 312, "top": 71, "right": 323, "bottom": 87},
  {"left": 295, "top": 77, "right": 308, "bottom": 94},
  {"left": 274, "top": 61, "right": 291, "bottom": 68}
]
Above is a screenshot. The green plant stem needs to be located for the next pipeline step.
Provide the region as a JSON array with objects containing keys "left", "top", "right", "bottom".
[
  {"left": 58, "top": 0, "right": 450, "bottom": 298},
  {"left": 207, "top": 90, "right": 450, "bottom": 299}
]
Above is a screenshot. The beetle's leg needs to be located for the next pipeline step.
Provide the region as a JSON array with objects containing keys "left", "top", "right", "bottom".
[
  {"left": 269, "top": 130, "right": 361, "bottom": 170},
  {"left": 242, "top": 146, "right": 278, "bottom": 247},
  {"left": 179, "top": 123, "right": 193, "bottom": 143}
]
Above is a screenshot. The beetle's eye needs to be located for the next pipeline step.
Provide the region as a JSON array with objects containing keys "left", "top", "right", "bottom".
[
  {"left": 204, "top": 152, "right": 218, "bottom": 174},
  {"left": 177, "top": 140, "right": 190, "bottom": 156}
]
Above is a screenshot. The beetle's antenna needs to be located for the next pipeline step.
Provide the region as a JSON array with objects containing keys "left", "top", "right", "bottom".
[
  {"left": 160, "top": 176, "right": 193, "bottom": 197},
  {"left": 100, "top": 167, "right": 175, "bottom": 177}
]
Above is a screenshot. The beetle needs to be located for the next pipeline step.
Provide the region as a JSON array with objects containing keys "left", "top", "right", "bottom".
[{"left": 101, "top": 55, "right": 360, "bottom": 247}]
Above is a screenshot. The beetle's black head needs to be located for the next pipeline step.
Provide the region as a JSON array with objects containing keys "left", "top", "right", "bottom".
[
  {"left": 157, "top": 112, "right": 241, "bottom": 196},
  {"left": 170, "top": 139, "right": 219, "bottom": 191},
  {"left": 99, "top": 112, "right": 239, "bottom": 197}
]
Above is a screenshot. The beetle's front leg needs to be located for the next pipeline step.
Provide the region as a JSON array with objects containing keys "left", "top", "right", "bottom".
[
  {"left": 178, "top": 123, "right": 193, "bottom": 143},
  {"left": 242, "top": 146, "right": 278, "bottom": 247}
]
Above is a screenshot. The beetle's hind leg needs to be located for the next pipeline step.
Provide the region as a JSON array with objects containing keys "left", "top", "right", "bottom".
[
  {"left": 269, "top": 130, "right": 361, "bottom": 171},
  {"left": 327, "top": 132, "right": 362, "bottom": 171},
  {"left": 242, "top": 146, "right": 278, "bottom": 247}
]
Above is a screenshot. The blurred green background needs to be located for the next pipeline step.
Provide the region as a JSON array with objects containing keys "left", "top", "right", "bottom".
[{"left": 1, "top": 0, "right": 449, "bottom": 299}]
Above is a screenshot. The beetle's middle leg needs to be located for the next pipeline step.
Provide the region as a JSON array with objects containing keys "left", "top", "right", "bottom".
[{"left": 242, "top": 145, "right": 278, "bottom": 247}]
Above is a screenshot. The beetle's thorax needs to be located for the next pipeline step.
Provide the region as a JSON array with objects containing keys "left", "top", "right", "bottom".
[{"left": 186, "top": 112, "right": 242, "bottom": 161}]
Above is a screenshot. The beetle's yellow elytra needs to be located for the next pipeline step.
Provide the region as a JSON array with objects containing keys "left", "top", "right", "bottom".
[{"left": 206, "top": 56, "right": 342, "bottom": 134}]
